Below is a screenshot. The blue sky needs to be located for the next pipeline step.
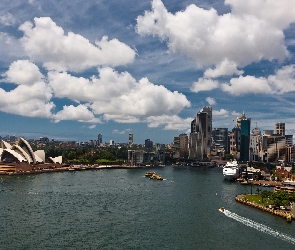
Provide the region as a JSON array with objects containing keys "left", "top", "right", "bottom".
[{"left": 0, "top": 0, "right": 295, "bottom": 144}]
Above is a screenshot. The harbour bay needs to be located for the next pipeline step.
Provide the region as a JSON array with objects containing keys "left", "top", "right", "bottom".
[{"left": 1, "top": 166, "right": 295, "bottom": 249}]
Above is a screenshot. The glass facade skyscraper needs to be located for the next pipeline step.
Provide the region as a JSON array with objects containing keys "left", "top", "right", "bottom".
[{"left": 240, "top": 118, "right": 251, "bottom": 161}]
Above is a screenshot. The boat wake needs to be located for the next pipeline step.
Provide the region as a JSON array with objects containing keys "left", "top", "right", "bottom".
[{"left": 220, "top": 209, "right": 295, "bottom": 245}]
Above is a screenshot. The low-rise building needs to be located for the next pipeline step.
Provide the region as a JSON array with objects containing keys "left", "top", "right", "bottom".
[{"left": 275, "top": 165, "right": 292, "bottom": 180}]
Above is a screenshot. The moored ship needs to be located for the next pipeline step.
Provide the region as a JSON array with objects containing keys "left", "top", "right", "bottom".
[{"left": 223, "top": 160, "right": 240, "bottom": 180}]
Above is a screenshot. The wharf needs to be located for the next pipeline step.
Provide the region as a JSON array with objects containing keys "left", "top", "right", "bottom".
[{"left": 239, "top": 180, "right": 282, "bottom": 187}]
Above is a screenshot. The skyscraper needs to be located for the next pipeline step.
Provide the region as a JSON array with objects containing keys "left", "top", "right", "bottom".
[
  {"left": 275, "top": 122, "right": 285, "bottom": 136},
  {"left": 98, "top": 134, "right": 102, "bottom": 145},
  {"left": 179, "top": 133, "right": 189, "bottom": 158},
  {"left": 240, "top": 116, "right": 251, "bottom": 162},
  {"left": 249, "top": 124, "right": 261, "bottom": 161},
  {"left": 145, "top": 139, "right": 153, "bottom": 149},
  {"left": 129, "top": 133, "right": 133, "bottom": 145},
  {"left": 189, "top": 106, "right": 212, "bottom": 159},
  {"left": 212, "top": 128, "right": 228, "bottom": 154}
]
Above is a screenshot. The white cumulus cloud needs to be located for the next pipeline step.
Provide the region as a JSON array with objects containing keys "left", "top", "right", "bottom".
[
  {"left": 268, "top": 64, "right": 295, "bottom": 94},
  {"left": 221, "top": 75, "right": 272, "bottom": 96},
  {"left": 0, "top": 60, "right": 53, "bottom": 118},
  {"left": 48, "top": 67, "right": 191, "bottom": 123},
  {"left": 0, "top": 83, "right": 54, "bottom": 118},
  {"left": 146, "top": 115, "right": 193, "bottom": 131},
  {"left": 136, "top": 0, "right": 288, "bottom": 69},
  {"left": 221, "top": 64, "right": 295, "bottom": 95},
  {"left": 2, "top": 57, "right": 190, "bottom": 127},
  {"left": 206, "top": 97, "right": 216, "bottom": 106},
  {"left": 191, "top": 78, "right": 219, "bottom": 93},
  {"left": 225, "top": 0, "right": 295, "bottom": 30},
  {"left": 53, "top": 104, "right": 96, "bottom": 123},
  {"left": 4, "top": 60, "right": 44, "bottom": 85},
  {"left": 204, "top": 59, "right": 243, "bottom": 78},
  {"left": 212, "top": 109, "right": 229, "bottom": 117},
  {"left": 19, "top": 17, "right": 136, "bottom": 72}
]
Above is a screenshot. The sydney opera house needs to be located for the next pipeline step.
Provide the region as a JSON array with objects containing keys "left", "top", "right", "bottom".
[{"left": 0, "top": 137, "right": 62, "bottom": 174}]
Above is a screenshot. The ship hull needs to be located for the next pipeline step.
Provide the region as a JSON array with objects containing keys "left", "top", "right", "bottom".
[
  {"left": 223, "top": 171, "right": 239, "bottom": 180},
  {"left": 222, "top": 160, "right": 240, "bottom": 180}
]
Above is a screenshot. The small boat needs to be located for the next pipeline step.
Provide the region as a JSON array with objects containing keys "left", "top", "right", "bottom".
[
  {"left": 145, "top": 171, "right": 163, "bottom": 180},
  {"left": 145, "top": 171, "right": 156, "bottom": 177},
  {"left": 150, "top": 173, "right": 163, "bottom": 180},
  {"left": 156, "top": 175, "right": 163, "bottom": 180},
  {"left": 219, "top": 207, "right": 225, "bottom": 213}
]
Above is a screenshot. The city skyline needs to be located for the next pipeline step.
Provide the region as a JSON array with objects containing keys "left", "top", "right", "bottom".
[
  {"left": 1, "top": 0, "right": 295, "bottom": 144},
  {"left": 0, "top": 114, "right": 290, "bottom": 146}
]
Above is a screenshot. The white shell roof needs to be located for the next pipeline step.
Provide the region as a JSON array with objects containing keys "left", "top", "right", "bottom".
[{"left": 3, "top": 149, "right": 27, "bottom": 162}]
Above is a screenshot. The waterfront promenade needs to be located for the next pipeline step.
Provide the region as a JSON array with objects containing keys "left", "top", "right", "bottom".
[
  {"left": 239, "top": 179, "right": 282, "bottom": 187},
  {"left": 235, "top": 194, "right": 295, "bottom": 221}
]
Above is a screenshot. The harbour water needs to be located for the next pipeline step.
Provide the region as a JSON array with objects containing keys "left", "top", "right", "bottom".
[{"left": 1, "top": 166, "right": 295, "bottom": 249}]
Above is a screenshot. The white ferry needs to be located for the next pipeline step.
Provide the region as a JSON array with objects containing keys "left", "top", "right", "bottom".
[{"left": 222, "top": 160, "right": 240, "bottom": 180}]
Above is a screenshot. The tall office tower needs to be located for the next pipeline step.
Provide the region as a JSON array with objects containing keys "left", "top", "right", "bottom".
[
  {"left": 189, "top": 106, "right": 212, "bottom": 159},
  {"left": 260, "top": 133, "right": 286, "bottom": 162},
  {"left": 240, "top": 116, "right": 251, "bottom": 162},
  {"left": 173, "top": 136, "right": 180, "bottom": 158},
  {"left": 275, "top": 122, "right": 285, "bottom": 136},
  {"left": 212, "top": 128, "right": 228, "bottom": 154},
  {"left": 145, "top": 139, "right": 153, "bottom": 149},
  {"left": 236, "top": 112, "right": 246, "bottom": 128},
  {"left": 249, "top": 124, "right": 261, "bottom": 161},
  {"left": 155, "top": 143, "right": 165, "bottom": 163},
  {"left": 229, "top": 127, "right": 241, "bottom": 159},
  {"left": 98, "top": 134, "right": 102, "bottom": 145},
  {"left": 129, "top": 133, "right": 133, "bottom": 145},
  {"left": 191, "top": 119, "right": 196, "bottom": 133},
  {"left": 285, "top": 135, "right": 293, "bottom": 146},
  {"left": 179, "top": 133, "right": 189, "bottom": 158}
]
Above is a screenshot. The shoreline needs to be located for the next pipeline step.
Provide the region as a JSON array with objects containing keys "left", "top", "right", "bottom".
[
  {"left": 238, "top": 179, "right": 282, "bottom": 187},
  {"left": 0, "top": 164, "right": 143, "bottom": 176},
  {"left": 235, "top": 194, "right": 295, "bottom": 221}
]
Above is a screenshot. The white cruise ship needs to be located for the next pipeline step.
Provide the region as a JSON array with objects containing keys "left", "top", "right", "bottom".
[{"left": 223, "top": 160, "right": 240, "bottom": 180}]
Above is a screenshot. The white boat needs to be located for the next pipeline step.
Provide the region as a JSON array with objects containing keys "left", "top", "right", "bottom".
[{"left": 223, "top": 160, "right": 240, "bottom": 180}]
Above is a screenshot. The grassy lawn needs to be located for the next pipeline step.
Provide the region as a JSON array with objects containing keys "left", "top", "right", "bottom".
[
  {"left": 242, "top": 194, "right": 273, "bottom": 207},
  {"left": 96, "top": 159, "right": 124, "bottom": 163}
]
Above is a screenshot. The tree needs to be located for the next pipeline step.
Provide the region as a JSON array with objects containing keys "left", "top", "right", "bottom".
[
  {"left": 256, "top": 187, "right": 261, "bottom": 195},
  {"left": 271, "top": 190, "right": 290, "bottom": 207},
  {"left": 261, "top": 190, "right": 269, "bottom": 203},
  {"left": 289, "top": 191, "right": 295, "bottom": 202},
  {"left": 282, "top": 199, "right": 290, "bottom": 207},
  {"left": 225, "top": 154, "right": 234, "bottom": 160}
]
